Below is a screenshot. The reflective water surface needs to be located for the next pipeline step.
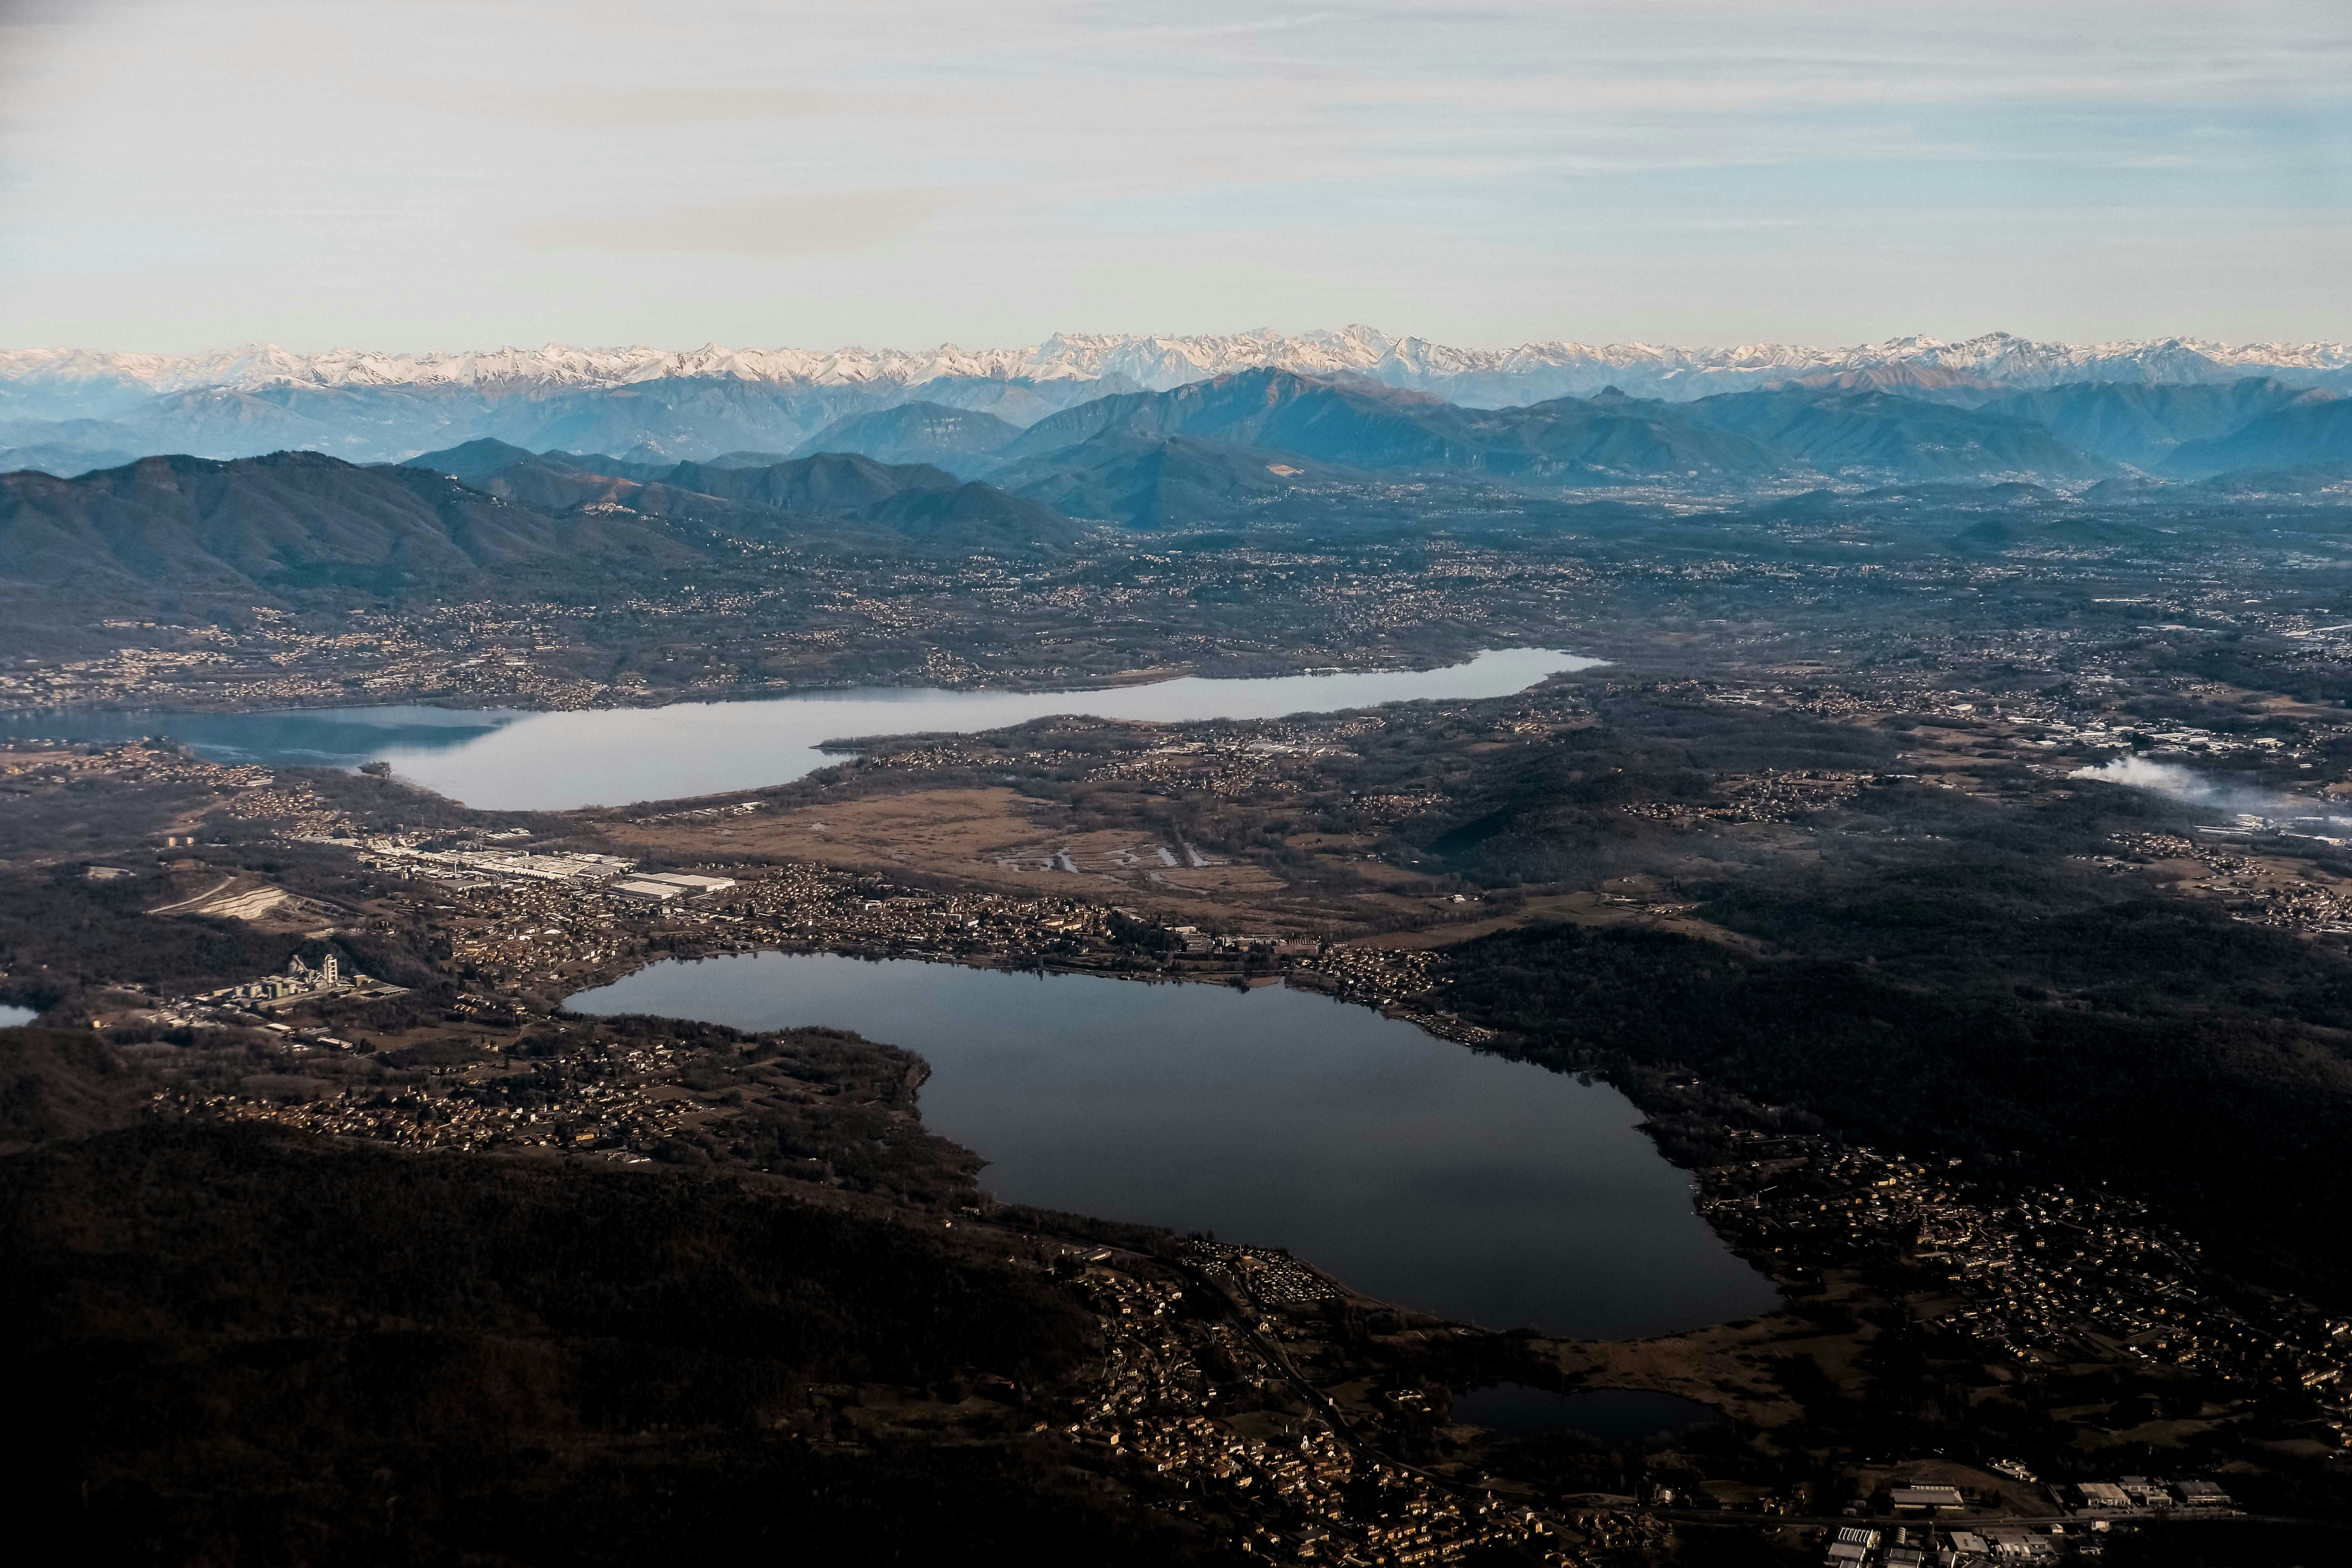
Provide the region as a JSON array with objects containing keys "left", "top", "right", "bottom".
[
  {"left": 0, "top": 648, "right": 1597, "bottom": 811},
  {"left": 567, "top": 952, "right": 1777, "bottom": 1340}
]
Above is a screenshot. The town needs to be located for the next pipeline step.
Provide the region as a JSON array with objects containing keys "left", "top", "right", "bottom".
[
  {"left": 1696, "top": 1132, "right": 2352, "bottom": 1409},
  {"left": 12, "top": 516, "right": 2352, "bottom": 1562}
]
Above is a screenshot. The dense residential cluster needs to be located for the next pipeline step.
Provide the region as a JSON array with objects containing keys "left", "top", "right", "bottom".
[
  {"left": 1294, "top": 946, "right": 1496, "bottom": 1044},
  {"left": 1055, "top": 1252, "right": 1576, "bottom": 1566},
  {"left": 1190, "top": 1241, "right": 1345, "bottom": 1308},
  {"left": 1620, "top": 769, "right": 1874, "bottom": 825},
  {"left": 1698, "top": 1134, "right": 2352, "bottom": 1402},
  {"left": 1083, "top": 733, "right": 1352, "bottom": 800},
  {"left": 163, "top": 1031, "right": 697, "bottom": 1161},
  {"left": 5, "top": 540, "right": 1584, "bottom": 712},
  {"left": 337, "top": 828, "right": 1323, "bottom": 997},
  {"left": 0, "top": 737, "right": 271, "bottom": 792},
  {"left": 3, "top": 604, "right": 620, "bottom": 710}
]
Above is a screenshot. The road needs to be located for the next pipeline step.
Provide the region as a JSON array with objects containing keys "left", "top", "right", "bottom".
[{"left": 145, "top": 875, "right": 237, "bottom": 915}]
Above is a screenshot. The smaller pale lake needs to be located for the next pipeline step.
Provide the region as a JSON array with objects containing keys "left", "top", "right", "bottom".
[{"left": 567, "top": 952, "right": 1779, "bottom": 1341}]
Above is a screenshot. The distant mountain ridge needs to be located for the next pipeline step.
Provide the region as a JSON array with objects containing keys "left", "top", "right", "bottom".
[
  {"left": 8, "top": 328, "right": 2347, "bottom": 477},
  {"left": 9, "top": 328, "right": 2351, "bottom": 414},
  {"left": 9, "top": 360, "right": 2350, "bottom": 509}
]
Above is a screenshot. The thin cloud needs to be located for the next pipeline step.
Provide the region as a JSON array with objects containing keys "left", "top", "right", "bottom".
[
  {"left": 507, "top": 86, "right": 855, "bottom": 128},
  {"left": 519, "top": 190, "right": 954, "bottom": 256}
]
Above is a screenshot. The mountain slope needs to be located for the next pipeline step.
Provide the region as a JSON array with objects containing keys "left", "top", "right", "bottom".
[
  {"left": 1477, "top": 392, "right": 1780, "bottom": 483},
  {"left": 1981, "top": 379, "right": 2320, "bottom": 469},
  {"left": 15, "top": 330, "right": 2352, "bottom": 471},
  {"left": 400, "top": 442, "right": 1082, "bottom": 550},
  {"left": 993, "top": 371, "right": 2118, "bottom": 487},
  {"left": 2158, "top": 398, "right": 2352, "bottom": 479},
  {"left": 0, "top": 441, "right": 143, "bottom": 479},
  {"left": 396, "top": 440, "right": 765, "bottom": 526},
  {"left": 0, "top": 416, "right": 149, "bottom": 478},
  {"left": 1684, "top": 389, "right": 2111, "bottom": 482},
  {"left": 1, "top": 439, "right": 1084, "bottom": 610},
  {"left": 988, "top": 369, "right": 1780, "bottom": 485},
  {"left": 0, "top": 451, "right": 700, "bottom": 596},
  {"left": 991, "top": 434, "right": 1377, "bottom": 526},
  {"left": 990, "top": 370, "right": 1472, "bottom": 470},
  {"left": 15, "top": 344, "right": 2341, "bottom": 492},
  {"left": 789, "top": 402, "right": 1025, "bottom": 478},
  {"left": 657, "top": 452, "right": 962, "bottom": 513}
]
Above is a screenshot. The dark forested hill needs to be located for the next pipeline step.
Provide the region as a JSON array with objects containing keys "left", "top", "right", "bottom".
[
  {"left": 659, "top": 450, "right": 965, "bottom": 512},
  {"left": 1439, "top": 895, "right": 2352, "bottom": 1308},
  {"left": 0, "top": 450, "right": 704, "bottom": 596},
  {"left": 2, "top": 1120, "right": 1230, "bottom": 1564},
  {"left": 990, "top": 433, "right": 1377, "bottom": 525},
  {"left": 403, "top": 441, "right": 1081, "bottom": 548},
  {"left": 0, "top": 441, "right": 1085, "bottom": 614}
]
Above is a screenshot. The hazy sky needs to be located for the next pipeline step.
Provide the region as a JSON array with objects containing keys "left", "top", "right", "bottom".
[{"left": 3, "top": 0, "right": 2347, "bottom": 353}]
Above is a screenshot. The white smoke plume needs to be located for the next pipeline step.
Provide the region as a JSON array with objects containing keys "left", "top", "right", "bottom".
[{"left": 2069, "top": 756, "right": 2348, "bottom": 826}]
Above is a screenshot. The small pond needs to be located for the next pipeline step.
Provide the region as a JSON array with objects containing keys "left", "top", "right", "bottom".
[{"left": 1450, "top": 1384, "right": 1727, "bottom": 1442}]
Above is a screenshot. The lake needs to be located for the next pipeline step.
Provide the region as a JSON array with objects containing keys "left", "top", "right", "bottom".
[
  {"left": 0, "top": 647, "right": 1597, "bottom": 811},
  {"left": 566, "top": 952, "right": 1779, "bottom": 1341}
]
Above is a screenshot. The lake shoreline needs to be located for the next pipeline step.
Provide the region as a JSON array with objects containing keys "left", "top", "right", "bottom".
[
  {"left": 0, "top": 647, "right": 1604, "bottom": 810},
  {"left": 566, "top": 949, "right": 1782, "bottom": 1340},
  {"left": 0, "top": 646, "right": 1577, "bottom": 724}
]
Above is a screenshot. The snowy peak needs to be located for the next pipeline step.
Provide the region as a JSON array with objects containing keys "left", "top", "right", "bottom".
[{"left": 7, "top": 330, "right": 2351, "bottom": 411}]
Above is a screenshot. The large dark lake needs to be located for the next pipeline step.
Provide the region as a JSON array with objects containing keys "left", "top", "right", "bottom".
[
  {"left": 1, "top": 647, "right": 1598, "bottom": 811},
  {"left": 567, "top": 953, "right": 1779, "bottom": 1340}
]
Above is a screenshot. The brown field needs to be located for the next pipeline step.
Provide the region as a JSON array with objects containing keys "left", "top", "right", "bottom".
[
  {"left": 609, "top": 788, "right": 1051, "bottom": 874},
  {"left": 599, "top": 785, "right": 1786, "bottom": 947},
  {"left": 603, "top": 787, "right": 1305, "bottom": 925}
]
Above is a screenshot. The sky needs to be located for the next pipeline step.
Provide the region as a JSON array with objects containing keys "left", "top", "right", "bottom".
[{"left": 2, "top": 0, "right": 2348, "bottom": 354}]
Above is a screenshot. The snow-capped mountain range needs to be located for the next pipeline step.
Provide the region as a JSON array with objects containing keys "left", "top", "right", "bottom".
[
  {"left": 6, "top": 328, "right": 2350, "bottom": 478},
  {"left": 8, "top": 328, "right": 2352, "bottom": 407}
]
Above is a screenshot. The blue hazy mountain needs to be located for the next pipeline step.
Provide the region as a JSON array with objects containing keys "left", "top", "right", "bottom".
[
  {"left": 1678, "top": 388, "right": 2112, "bottom": 482},
  {"left": 2158, "top": 397, "right": 2352, "bottom": 478},
  {"left": 1980, "top": 379, "right": 2319, "bottom": 469},
  {"left": 399, "top": 439, "right": 1080, "bottom": 549},
  {"left": 788, "top": 403, "right": 1027, "bottom": 479}
]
